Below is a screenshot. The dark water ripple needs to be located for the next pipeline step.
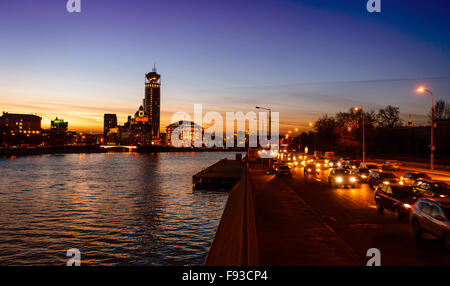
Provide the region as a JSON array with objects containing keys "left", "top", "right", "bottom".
[{"left": 0, "top": 152, "right": 240, "bottom": 265}]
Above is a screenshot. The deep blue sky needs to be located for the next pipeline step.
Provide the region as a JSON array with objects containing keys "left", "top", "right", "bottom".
[{"left": 0, "top": 0, "right": 449, "bottom": 132}]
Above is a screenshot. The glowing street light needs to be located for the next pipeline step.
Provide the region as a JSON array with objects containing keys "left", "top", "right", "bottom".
[{"left": 416, "top": 86, "right": 435, "bottom": 170}]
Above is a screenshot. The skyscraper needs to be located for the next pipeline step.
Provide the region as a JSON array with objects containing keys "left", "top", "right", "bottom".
[
  {"left": 104, "top": 113, "right": 117, "bottom": 139},
  {"left": 144, "top": 66, "right": 161, "bottom": 139}
]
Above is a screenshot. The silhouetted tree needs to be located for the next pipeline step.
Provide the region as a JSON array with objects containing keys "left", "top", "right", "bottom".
[
  {"left": 377, "top": 105, "right": 402, "bottom": 128},
  {"left": 314, "top": 115, "right": 337, "bottom": 151},
  {"left": 433, "top": 100, "right": 450, "bottom": 120}
]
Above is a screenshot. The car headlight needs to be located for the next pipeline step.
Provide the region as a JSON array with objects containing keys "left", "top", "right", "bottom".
[
  {"left": 383, "top": 181, "right": 389, "bottom": 185},
  {"left": 307, "top": 169, "right": 311, "bottom": 172},
  {"left": 361, "top": 175, "right": 367, "bottom": 178},
  {"left": 350, "top": 177, "right": 356, "bottom": 182},
  {"left": 316, "top": 168, "right": 320, "bottom": 172},
  {"left": 403, "top": 203, "right": 411, "bottom": 209},
  {"left": 336, "top": 177, "right": 343, "bottom": 183},
  {"left": 316, "top": 163, "right": 321, "bottom": 167},
  {"left": 329, "top": 163, "right": 334, "bottom": 167}
]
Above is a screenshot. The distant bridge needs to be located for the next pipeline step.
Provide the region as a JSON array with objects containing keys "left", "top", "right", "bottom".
[{"left": 100, "top": 145, "right": 137, "bottom": 151}]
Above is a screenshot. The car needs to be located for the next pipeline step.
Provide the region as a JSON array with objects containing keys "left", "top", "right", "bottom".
[
  {"left": 338, "top": 158, "right": 351, "bottom": 167},
  {"left": 374, "top": 183, "right": 418, "bottom": 220},
  {"left": 304, "top": 163, "right": 320, "bottom": 176},
  {"left": 271, "top": 161, "right": 280, "bottom": 173},
  {"left": 382, "top": 160, "right": 401, "bottom": 170},
  {"left": 413, "top": 179, "right": 450, "bottom": 198},
  {"left": 350, "top": 168, "right": 371, "bottom": 183},
  {"left": 348, "top": 160, "right": 361, "bottom": 169},
  {"left": 359, "top": 162, "right": 379, "bottom": 171},
  {"left": 367, "top": 171, "right": 398, "bottom": 189},
  {"left": 327, "top": 159, "right": 339, "bottom": 168},
  {"left": 324, "top": 151, "right": 335, "bottom": 160},
  {"left": 315, "top": 160, "right": 329, "bottom": 170},
  {"left": 328, "top": 168, "right": 357, "bottom": 188},
  {"left": 410, "top": 198, "right": 450, "bottom": 250},
  {"left": 401, "top": 172, "right": 431, "bottom": 186},
  {"left": 277, "top": 165, "right": 291, "bottom": 176}
]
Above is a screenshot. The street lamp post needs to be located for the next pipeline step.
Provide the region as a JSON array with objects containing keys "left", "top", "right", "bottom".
[
  {"left": 354, "top": 107, "right": 365, "bottom": 163},
  {"left": 256, "top": 106, "right": 272, "bottom": 171},
  {"left": 255, "top": 106, "right": 272, "bottom": 140},
  {"left": 416, "top": 87, "right": 435, "bottom": 170}
]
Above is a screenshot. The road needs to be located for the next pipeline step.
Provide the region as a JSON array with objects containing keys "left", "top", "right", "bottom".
[{"left": 276, "top": 166, "right": 450, "bottom": 266}]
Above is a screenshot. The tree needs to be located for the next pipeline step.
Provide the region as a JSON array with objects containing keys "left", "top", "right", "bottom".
[
  {"left": 314, "top": 115, "right": 337, "bottom": 134},
  {"left": 314, "top": 115, "right": 337, "bottom": 151},
  {"left": 377, "top": 105, "right": 402, "bottom": 128},
  {"left": 433, "top": 100, "right": 450, "bottom": 120}
]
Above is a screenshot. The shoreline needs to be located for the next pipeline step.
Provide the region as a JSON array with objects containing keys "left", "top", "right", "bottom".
[{"left": 0, "top": 145, "right": 248, "bottom": 157}]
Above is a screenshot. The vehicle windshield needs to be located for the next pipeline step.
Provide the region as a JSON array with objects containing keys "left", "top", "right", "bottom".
[
  {"left": 381, "top": 173, "right": 396, "bottom": 178},
  {"left": 358, "top": 168, "right": 369, "bottom": 173},
  {"left": 442, "top": 207, "right": 450, "bottom": 220},
  {"left": 416, "top": 173, "right": 429, "bottom": 178},
  {"left": 334, "top": 169, "right": 349, "bottom": 175},
  {"left": 280, "top": 166, "right": 289, "bottom": 170},
  {"left": 391, "top": 186, "right": 415, "bottom": 196},
  {"left": 366, "top": 165, "right": 378, "bottom": 169},
  {"left": 432, "top": 183, "right": 450, "bottom": 194}
]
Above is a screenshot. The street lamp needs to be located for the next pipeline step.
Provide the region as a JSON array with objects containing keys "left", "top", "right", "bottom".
[
  {"left": 416, "top": 86, "right": 435, "bottom": 170},
  {"left": 353, "top": 106, "right": 365, "bottom": 163},
  {"left": 255, "top": 106, "right": 272, "bottom": 140}
]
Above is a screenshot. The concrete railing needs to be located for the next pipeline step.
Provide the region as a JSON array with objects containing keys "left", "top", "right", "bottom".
[{"left": 204, "top": 161, "right": 259, "bottom": 266}]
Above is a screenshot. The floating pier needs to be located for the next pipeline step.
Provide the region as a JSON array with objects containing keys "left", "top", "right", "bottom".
[{"left": 193, "top": 156, "right": 243, "bottom": 191}]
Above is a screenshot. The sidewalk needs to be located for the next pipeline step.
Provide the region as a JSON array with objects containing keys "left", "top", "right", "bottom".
[
  {"left": 400, "top": 165, "right": 450, "bottom": 177},
  {"left": 250, "top": 170, "right": 362, "bottom": 265},
  {"left": 369, "top": 158, "right": 450, "bottom": 177}
]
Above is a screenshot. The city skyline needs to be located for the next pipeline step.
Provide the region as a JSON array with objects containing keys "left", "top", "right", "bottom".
[{"left": 1, "top": 0, "right": 449, "bottom": 133}]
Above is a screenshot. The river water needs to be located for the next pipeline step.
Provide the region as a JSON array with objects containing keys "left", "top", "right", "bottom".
[{"left": 0, "top": 152, "right": 240, "bottom": 265}]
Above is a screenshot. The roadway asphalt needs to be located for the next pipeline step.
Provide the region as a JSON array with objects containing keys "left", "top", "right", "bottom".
[{"left": 276, "top": 166, "right": 450, "bottom": 266}]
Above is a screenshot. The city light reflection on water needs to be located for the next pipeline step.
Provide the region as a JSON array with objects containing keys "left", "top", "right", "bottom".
[{"left": 0, "top": 152, "right": 241, "bottom": 265}]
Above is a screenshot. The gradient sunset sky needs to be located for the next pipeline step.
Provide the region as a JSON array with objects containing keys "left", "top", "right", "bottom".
[{"left": 0, "top": 0, "right": 449, "bottom": 133}]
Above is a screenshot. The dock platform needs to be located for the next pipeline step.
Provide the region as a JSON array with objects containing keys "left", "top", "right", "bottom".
[{"left": 193, "top": 158, "right": 243, "bottom": 191}]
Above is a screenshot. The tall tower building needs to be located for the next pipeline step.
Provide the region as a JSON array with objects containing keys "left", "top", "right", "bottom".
[
  {"left": 144, "top": 66, "right": 161, "bottom": 139},
  {"left": 104, "top": 113, "right": 117, "bottom": 137}
]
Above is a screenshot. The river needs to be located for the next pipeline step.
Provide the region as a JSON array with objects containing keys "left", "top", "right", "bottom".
[{"left": 0, "top": 152, "right": 241, "bottom": 265}]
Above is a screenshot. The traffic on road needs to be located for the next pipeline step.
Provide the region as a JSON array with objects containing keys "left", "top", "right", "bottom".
[{"left": 270, "top": 150, "right": 450, "bottom": 263}]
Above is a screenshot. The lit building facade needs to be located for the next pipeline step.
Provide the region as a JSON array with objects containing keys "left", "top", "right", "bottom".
[
  {"left": 144, "top": 67, "right": 161, "bottom": 140},
  {"left": 0, "top": 112, "right": 42, "bottom": 146},
  {"left": 132, "top": 105, "right": 152, "bottom": 146},
  {"left": 104, "top": 113, "right": 118, "bottom": 145},
  {"left": 166, "top": 121, "right": 203, "bottom": 147},
  {"left": 104, "top": 114, "right": 117, "bottom": 137},
  {"left": 50, "top": 117, "right": 68, "bottom": 145}
]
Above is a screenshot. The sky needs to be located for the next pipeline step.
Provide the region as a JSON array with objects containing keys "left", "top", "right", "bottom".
[{"left": 0, "top": 0, "right": 449, "bottom": 133}]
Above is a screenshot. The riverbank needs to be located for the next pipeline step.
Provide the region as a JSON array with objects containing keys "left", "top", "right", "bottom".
[{"left": 0, "top": 145, "right": 248, "bottom": 157}]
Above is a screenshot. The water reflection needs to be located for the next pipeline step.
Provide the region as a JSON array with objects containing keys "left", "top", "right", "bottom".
[{"left": 0, "top": 152, "right": 241, "bottom": 265}]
